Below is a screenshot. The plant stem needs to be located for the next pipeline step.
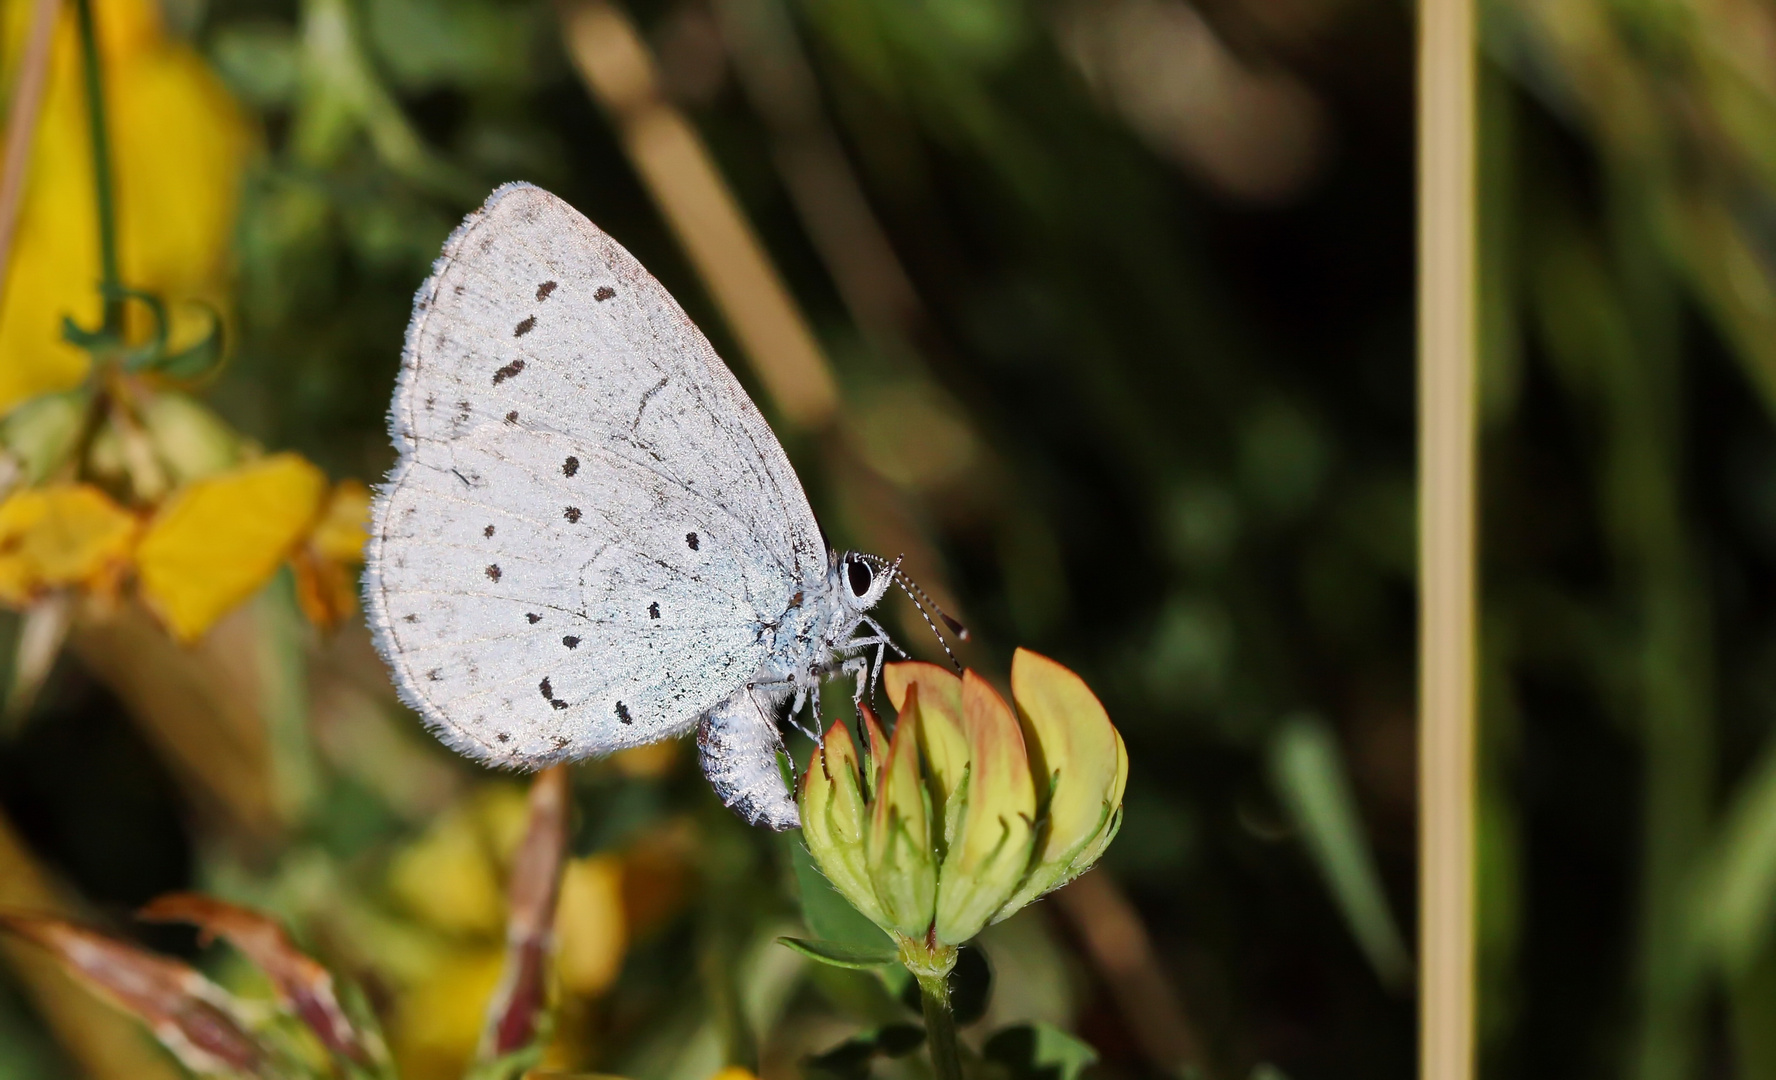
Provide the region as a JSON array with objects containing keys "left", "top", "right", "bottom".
[
  {"left": 73, "top": 0, "right": 122, "bottom": 336},
  {"left": 916, "top": 972, "right": 964, "bottom": 1080}
]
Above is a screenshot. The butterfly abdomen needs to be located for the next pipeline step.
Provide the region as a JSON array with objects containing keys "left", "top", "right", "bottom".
[{"left": 697, "top": 688, "right": 799, "bottom": 831}]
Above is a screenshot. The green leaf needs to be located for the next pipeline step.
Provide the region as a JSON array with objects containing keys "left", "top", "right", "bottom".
[
  {"left": 148, "top": 306, "right": 227, "bottom": 382},
  {"left": 982, "top": 1023, "right": 1099, "bottom": 1080},
  {"left": 60, "top": 314, "right": 110, "bottom": 351},
  {"left": 777, "top": 937, "right": 898, "bottom": 970},
  {"left": 112, "top": 286, "right": 170, "bottom": 370},
  {"left": 462, "top": 1042, "right": 543, "bottom": 1080},
  {"left": 1267, "top": 714, "right": 1412, "bottom": 990}
]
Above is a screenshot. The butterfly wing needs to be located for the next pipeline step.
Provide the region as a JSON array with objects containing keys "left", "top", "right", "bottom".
[{"left": 364, "top": 183, "right": 826, "bottom": 767}]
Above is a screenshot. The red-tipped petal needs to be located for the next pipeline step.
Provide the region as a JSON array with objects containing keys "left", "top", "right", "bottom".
[
  {"left": 882, "top": 661, "right": 962, "bottom": 716},
  {"left": 858, "top": 703, "right": 891, "bottom": 800}
]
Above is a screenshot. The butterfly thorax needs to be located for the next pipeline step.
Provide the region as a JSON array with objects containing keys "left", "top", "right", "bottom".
[{"left": 750, "top": 548, "right": 885, "bottom": 695}]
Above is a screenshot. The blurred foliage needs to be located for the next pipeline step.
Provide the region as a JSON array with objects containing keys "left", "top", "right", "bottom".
[{"left": 3, "top": 0, "right": 1776, "bottom": 1077}]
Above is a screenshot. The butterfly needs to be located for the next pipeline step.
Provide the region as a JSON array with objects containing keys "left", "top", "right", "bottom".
[{"left": 363, "top": 183, "right": 958, "bottom": 829}]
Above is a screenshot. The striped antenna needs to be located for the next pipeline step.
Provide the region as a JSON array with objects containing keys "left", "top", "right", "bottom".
[{"left": 861, "top": 553, "right": 965, "bottom": 673}]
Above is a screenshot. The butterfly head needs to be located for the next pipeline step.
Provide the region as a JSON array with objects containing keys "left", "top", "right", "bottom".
[
  {"left": 837, "top": 551, "right": 896, "bottom": 613},
  {"left": 843, "top": 552, "right": 971, "bottom": 673}
]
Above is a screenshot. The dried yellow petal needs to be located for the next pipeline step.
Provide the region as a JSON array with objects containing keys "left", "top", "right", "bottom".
[
  {"left": 310, "top": 480, "right": 371, "bottom": 563},
  {"left": 0, "top": 485, "right": 138, "bottom": 605},
  {"left": 135, "top": 453, "right": 327, "bottom": 641}
]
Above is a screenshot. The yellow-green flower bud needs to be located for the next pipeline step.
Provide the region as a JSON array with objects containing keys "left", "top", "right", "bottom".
[{"left": 795, "top": 650, "right": 1124, "bottom": 969}]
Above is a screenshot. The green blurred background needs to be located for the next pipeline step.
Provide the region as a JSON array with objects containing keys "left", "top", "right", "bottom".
[{"left": 6, "top": 0, "right": 1776, "bottom": 1076}]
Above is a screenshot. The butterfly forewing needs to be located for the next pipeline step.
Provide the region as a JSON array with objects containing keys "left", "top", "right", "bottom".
[{"left": 365, "top": 183, "right": 825, "bottom": 766}]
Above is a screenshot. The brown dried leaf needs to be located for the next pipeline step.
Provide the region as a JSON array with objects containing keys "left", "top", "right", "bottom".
[
  {"left": 137, "top": 893, "right": 370, "bottom": 1065},
  {"left": 0, "top": 911, "right": 264, "bottom": 1075}
]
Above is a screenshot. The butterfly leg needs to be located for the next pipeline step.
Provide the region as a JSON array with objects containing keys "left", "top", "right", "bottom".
[
  {"left": 856, "top": 617, "right": 906, "bottom": 703},
  {"left": 838, "top": 629, "right": 897, "bottom": 706},
  {"left": 800, "top": 675, "right": 826, "bottom": 743},
  {"left": 836, "top": 654, "right": 871, "bottom": 709},
  {"left": 746, "top": 677, "right": 802, "bottom": 731},
  {"left": 858, "top": 616, "right": 907, "bottom": 657}
]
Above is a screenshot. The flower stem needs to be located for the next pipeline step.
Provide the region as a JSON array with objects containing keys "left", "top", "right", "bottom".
[
  {"left": 73, "top": 0, "right": 122, "bottom": 336},
  {"left": 916, "top": 972, "right": 965, "bottom": 1080}
]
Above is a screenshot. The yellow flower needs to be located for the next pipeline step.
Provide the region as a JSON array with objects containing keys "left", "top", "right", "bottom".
[
  {"left": 0, "top": 0, "right": 252, "bottom": 413},
  {"left": 798, "top": 650, "right": 1126, "bottom": 977},
  {"left": 0, "top": 483, "right": 137, "bottom": 604},
  {"left": 134, "top": 452, "right": 327, "bottom": 641},
  {"left": 292, "top": 479, "right": 371, "bottom": 629}
]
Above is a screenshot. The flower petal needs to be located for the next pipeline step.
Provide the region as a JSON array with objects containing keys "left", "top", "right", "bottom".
[
  {"left": 866, "top": 687, "right": 937, "bottom": 938},
  {"left": 135, "top": 452, "right": 327, "bottom": 641},
  {"left": 998, "top": 648, "right": 1128, "bottom": 914},
  {"left": 886, "top": 661, "right": 969, "bottom": 849},
  {"left": 0, "top": 484, "right": 138, "bottom": 605},
  {"left": 935, "top": 672, "right": 1036, "bottom": 943},
  {"left": 803, "top": 719, "right": 883, "bottom": 910}
]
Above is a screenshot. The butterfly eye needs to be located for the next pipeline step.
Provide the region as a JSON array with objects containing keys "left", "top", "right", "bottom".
[{"left": 846, "top": 557, "right": 873, "bottom": 598}]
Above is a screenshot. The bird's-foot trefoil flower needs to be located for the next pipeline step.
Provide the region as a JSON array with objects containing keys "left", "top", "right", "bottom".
[{"left": 795, "top": 647, "right": 1127, "bottom": 979}]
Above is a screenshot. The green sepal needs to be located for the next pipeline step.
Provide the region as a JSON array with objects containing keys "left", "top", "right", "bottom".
[
  {"left": 149, "top": 304, "right": 227, "bottom": 381},
  {"left": 777, "top": 936, "right": 899, "bottom": 970}
]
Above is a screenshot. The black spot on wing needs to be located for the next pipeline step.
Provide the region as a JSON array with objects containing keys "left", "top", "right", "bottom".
[
  {"left": 485, "top": 564, "right": 502, "bottom": 582},
  {"left": 616, "top": 702, "right": 632, "bottom": 724},
  {"left": 526, "top": 613, "right": 542, "bottom": 624},
  {"left": 564, "top": 506, "right": 581, "bottom": 523},
  {"left": 562, "top": 636, "right": 580, "bottom": 649},
  {"left": 686, "top": 532, "right": 699, "bottom": 551},
  {"left": 493, "top": 359, "right": 525, "bottom": 384},
  {"left": 541, "top": 676, "right": 570, "bottom": 711},
  {"left": 514, "top": 316, "right": 536, "bottom": 337},
  {"left": 563, "top": 456, "right": 579, "bottom": 477},
  {"left": 594, "top": 286, "right": 616, "bottom": 301},
  {"left": 505, "top": 410, "right": 518, "bottom": 423},
  {"left": 484, "top": 525, "right": 495, "bottom": 538},
  {"left": 648, "top": 602, "right": 660, "bottom": 619},
  {"left": 536, "top": 281, "right": 557, "bottom": 301}
]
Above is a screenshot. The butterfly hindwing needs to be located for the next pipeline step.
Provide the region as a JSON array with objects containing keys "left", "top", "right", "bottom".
[{"left": 365, "top": 184, "right": 825, "bottom": 766}]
